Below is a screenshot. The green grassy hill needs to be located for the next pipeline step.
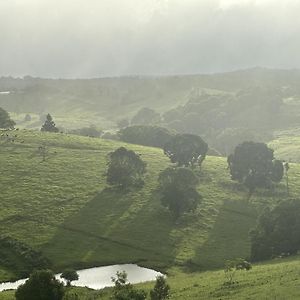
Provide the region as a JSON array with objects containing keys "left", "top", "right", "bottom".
[
  {"left": 2, "top": 256, "right": 300, "bottom": 300},
  {"left": 269, "top": 131, "right": 300, "bottom": 163},
  {"left": 1, "top": 130, "right": 300, "bottom": 298}
]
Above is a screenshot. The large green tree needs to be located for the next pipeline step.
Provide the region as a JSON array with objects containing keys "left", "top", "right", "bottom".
[
  {"left": 163, "top": 134, "right": 208, "bottom": 167},
  {"left": 106, "top": 147, "right": 147, "bottom": 188},
  {"left": 227, "top": 141, "right": 283, "bottom": 195},
  {"left": 158, "top": 167, "right": 201, "bottom": 219},
  {"left": 0, "top": 107, "right": 15, "bottom": 129},
  {"left": 250, "top": 199, "right": 300, "bottom": 261},
  {"left": 15, "top": 270, "right": 65, "bottom": 300}
]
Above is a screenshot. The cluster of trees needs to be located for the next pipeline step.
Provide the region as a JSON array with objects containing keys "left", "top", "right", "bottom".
[
  {"left": 15, "top": 269, "right": 169, "bottom": 300},
  {"left": 111, "top": 271, "right": 170, "bottom": 300},
  {"left": 107, "top": 132, "right": 207, "bottom": 219},
  {"left": 0, "top": 236, "right": 50, "bottom": 279},
  {"left": 124, "top": 87, "right": 284, "bottom": 156}
]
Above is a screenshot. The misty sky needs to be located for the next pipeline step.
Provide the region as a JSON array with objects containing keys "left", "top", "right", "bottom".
[{"left": 1, "top": 0, "right": 300, "bottom": 78}]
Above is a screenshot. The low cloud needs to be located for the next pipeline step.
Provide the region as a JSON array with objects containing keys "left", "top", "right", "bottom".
[{"left": 1, "top": 0, "right": 300, "bottom": 77}]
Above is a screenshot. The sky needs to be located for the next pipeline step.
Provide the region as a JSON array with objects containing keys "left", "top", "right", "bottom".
[{"left": 1, "top": 0, "right": 300, "bottom": 78}]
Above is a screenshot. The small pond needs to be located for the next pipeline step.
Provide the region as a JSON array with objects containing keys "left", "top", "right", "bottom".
[{"left": 0, "top": 264, "right": 164, "bottom": 292}]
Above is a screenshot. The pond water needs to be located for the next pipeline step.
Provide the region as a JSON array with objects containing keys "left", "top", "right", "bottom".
[{"left": 0, "top": 264, "right": 164, "bottom": 292}]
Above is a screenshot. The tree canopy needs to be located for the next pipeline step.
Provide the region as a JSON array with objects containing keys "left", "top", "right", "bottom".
[
  {"left": 250, "top": 199, "right": 300, "bottom": 261},
  {"left": 163, "top": 134, "right": 208, "bottom": 167},
  {"left": 158, "top": 167, "right": 201, "bottom": 219},
  {"left": 0, "top": 107, "right": 15, "bottom": 129},
  {"left": 106, "top": 147, "right": 147, "bottom": 188},
  {"left": 227, "top": 141, "right": 283, "bottom": 195},
  {"left": 15, "top": 270, "right": 65, "bottom": 300},
  {"left": 119, "top": 125, "right": 174, "bottom": 148},
  {"left": 60, "top": 269, "right": 79, "bottom": 286},
  {"left": 150, "top": 276, "right": 170, "bottom": 300},
  {"left": 111, "top": 271, "right": 147, "bottom": 300},
  {"left": 41, "top": 113, "right": 59, "bottom": 133}
]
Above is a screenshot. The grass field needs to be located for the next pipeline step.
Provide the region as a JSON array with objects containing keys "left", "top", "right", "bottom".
[
  {"left": 269, "top": 133, "right": 300, "bottom": 163},
  {"left": 0, "top": 130, "right": 300, "bottom": 298},
  {"left": 1, "top": 255, "right": 300, "bottom": 299}
]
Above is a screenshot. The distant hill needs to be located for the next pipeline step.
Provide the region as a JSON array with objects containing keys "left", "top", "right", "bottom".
[{"left": 2, "top": 68, "right": 300, "bottom": 131}]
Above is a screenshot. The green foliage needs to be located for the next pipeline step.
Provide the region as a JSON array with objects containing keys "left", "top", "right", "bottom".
[
  {"left": 41, "top": 114, "right": 59, "bottom": 133},
  {"left": 118, "top": 125, "right": 174, "bottom": 148},
  {"left": 0, "top": 107, "right": 15, "bottom": 129},
  {"left": 3, "top": 256, "right": 300, "bottom": 299},
  {"left": 163, "top": 134, "right": 208, "bottom": 167},
  {"left": 60, "top": 269, "right": 79, "bottom": 286},
  {"left": 158, "top": 167, "right": 201, "bottom": 219},
  {"left": 150, "top": 276, "right": 170, "bottom": 300},
  {"left": 131, "top": 108, "right": 161, "bottom": 126},
  {"left": 227, "top": 142, "right": 283, "bottom": 195},
  {"left": 15, "top": 270, "right": 65, "bottom": 300},
  {"left": 250, "top": 199, "right": 300, "bottom": 261},
  {"left": 0, "top": 236, "right": 50, "bottom": 278},
  {"left": 111, "top": 271, "right": 147, "bottom": 300},
  {"left": 106, "top": 147, "right": 147, "bottom": 188},
  {"left": 0, "top": 129, "right": 298, "bottom": 284},
  {"left": 224, "top": 258, "right": 251, "bottom": 286}
]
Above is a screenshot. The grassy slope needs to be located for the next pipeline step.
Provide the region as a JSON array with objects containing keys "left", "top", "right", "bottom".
[
  {"left": 1, "top": 130, "right": 300, "bottom": 293},
  {"left": 269, "top": 133, "right": 300, "bottom": 163},
  {"left": 2, "top": 256, "right": 300, "bottom": 300}
]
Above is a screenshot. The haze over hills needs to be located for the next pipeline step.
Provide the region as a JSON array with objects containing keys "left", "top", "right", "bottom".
[
  {"left": 1, "top": 67, "right": 300, "bottom": 160},
  {"left": 2, "top": 0, "right": 300, "bottom": 299}
]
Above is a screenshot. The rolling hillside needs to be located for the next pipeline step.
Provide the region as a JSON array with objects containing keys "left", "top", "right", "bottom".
[
  {"left": 2, "top": 256, "right": 300, "bottom": 299},
  {"left": 0, "top": 130, "right": 299, "bottom": 284},
  {"left": 2, "top": 68, "right": 300, "bottom": 131}
]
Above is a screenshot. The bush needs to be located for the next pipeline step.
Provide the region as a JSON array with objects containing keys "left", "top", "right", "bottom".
[
  {"left": 111, "top": 271, "right": 146, "bottom": 300},
  {"left": 150, "top": 276, "right": 170, "bottom": 300},
  {"left": 118, "top": 125, "right": 174, "bottom": 148},
  {"left": 15, "top": 270, "right": 65, "bottom": 300},
  {"left": 163, "top": 134, "right": 208, "bottom": 167},
  {"left": 60, "top": 269, "right": 79, "bottom": 286},
  {"left": 250, "top": 199, "right": 300, "bottom": 261},
  {"left": 224, "top": 258, "right": 251, "bottom": 286},
  {"left": 158, "top": 167, "right": 201, "bottom": 219},
  {"left": 106, "top": 147, "right": 147, "bottom": 188},
  {"left": 227, "top": 141, "right": 283, "bottom": 196}
]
